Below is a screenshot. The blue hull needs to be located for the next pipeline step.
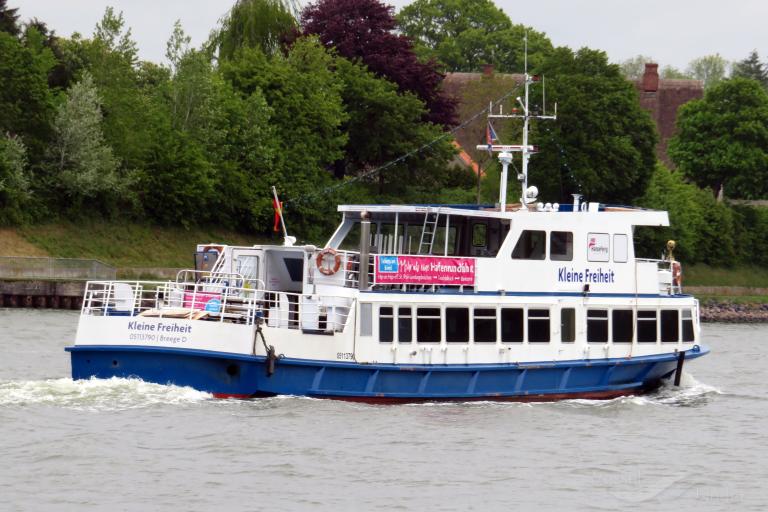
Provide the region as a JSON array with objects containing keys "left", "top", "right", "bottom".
[{"left": 66, "top": 345, "right": 709, "bottom": 402}]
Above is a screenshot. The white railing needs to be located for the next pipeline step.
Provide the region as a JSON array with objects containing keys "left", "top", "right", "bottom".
[
  {"left": 80, "top": 279, "right": 353, "bottom": 332},
  {"left": 636, "top": 258, "right": 682, "bottom": 295}
]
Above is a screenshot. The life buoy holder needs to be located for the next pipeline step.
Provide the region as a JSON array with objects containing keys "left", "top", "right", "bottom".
[
  {"left": 672, "top": 261, "right": 682, "bottom": 287},
  {"left": 316, "top": 248, "right": 342, "bottom": 276}
]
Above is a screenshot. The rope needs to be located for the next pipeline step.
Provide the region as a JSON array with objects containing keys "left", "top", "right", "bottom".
[{"left": 286, "top": 84, "right": 524, "bottom": 206}]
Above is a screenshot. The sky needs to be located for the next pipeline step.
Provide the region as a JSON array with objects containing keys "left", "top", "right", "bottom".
[{"left": 12, "top": 0, "right": 768, "bottom": 70}]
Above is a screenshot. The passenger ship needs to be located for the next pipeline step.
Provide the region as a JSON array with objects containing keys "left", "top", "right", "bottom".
[{"left": 66, "top": 72, "right": 708, "bottom": 401}]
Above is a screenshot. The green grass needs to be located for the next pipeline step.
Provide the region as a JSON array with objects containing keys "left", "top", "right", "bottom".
[
  {"left": 682, "top": 264, "right": 768, "bottom": 288},
  {"left": 18, "top": 221, "right": 270, "bottom": 268}
]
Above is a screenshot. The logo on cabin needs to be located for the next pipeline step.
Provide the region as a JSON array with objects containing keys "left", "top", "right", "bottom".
[
  {"left": 587, "top": 233, "right": 610, "bottom": 262},
  {"left": 378, "top": 255, "right": 399, "bottom": 273}
]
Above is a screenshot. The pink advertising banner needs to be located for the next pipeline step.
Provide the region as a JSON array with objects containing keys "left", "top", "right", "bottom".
[{"left": 374, "top": 255, "right": 476, "bottom": 285}]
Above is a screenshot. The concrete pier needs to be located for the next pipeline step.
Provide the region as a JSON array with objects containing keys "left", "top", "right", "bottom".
[{"left": 0, "top": 280, "right": 84, "bottom": 309}]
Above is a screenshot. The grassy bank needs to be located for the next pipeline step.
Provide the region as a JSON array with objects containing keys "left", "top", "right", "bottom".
[
  {"left": 683, "top": 264, "right": 768, "bottom": 287},
  {"left": 11, "top": 222, "right": 269, "bottom": 269}
]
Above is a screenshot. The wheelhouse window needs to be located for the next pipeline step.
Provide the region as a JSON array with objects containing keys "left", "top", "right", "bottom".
[
  {"left": 501, "top": 308, "right": 524, "bottom": 342},
  {"left": 474, "top": 308, "right": 497, "bottom": 343},
  {"left": 561, "top": 308, "right": 575, "bottom": 343},
  {"left": 528, "top": 309, "right": 550, "bottom": 343},
  {"left": 512, "top": 230, "right": 546, "bottom": 260},
  {"left": 446, "top": 308, "right": 469, "bottom": 343},
  {"left": 637, "top": 310, "right": 657, "bottom": 343},
  {"left": 682, "top": 309, "right": 695, "bottom": 342},
  {"left": 398, "top": 307, "right": 412, "bottom": 343},
  {"left": 472, "top": 224, "right": 487, "bottom": 247},
  {"left": 417, "top": 307, "right": 441, "bottom": 342},
  {"left": 550, "top": 231, "right": 573, "bottom": 261},
  {"left": 612, "top": 310, "right": 634, "bottom": 343},
  {"left": 661, "top": 309, "right": 679, "bottom": 342},
  {"left": 587, "top": 309, "right": 609, "bottom": 343},
  {"left": 613, "top": 234, "right": 628, "bottom": 263},
  {"left": 379, "top": 306, "right": 393, "bottom": 343}
]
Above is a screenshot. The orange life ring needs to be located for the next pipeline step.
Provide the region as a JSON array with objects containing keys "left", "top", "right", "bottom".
[
  {"left": 672, "top": 261, "right": 682, "bottom": 286},
  {"left": 316, "top": 248, "right": 342, "bottom": 276}
]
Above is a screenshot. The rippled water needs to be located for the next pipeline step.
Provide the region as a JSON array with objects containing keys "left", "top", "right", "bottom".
[{"left": 1, "top": 309, "right": 766, "bottom": 511}]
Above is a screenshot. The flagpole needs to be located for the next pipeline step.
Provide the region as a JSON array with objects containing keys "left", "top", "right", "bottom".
[{"left": 272, "top": 186, "right": 288, "bottom": 239}]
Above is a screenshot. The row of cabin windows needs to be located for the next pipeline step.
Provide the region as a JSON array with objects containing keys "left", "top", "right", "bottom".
[
  {"left": 512, "top": 231, "right": 629, "bottom": 263},
  {"left": 376, "top": 306, "right": 695, "bottom": 344}
]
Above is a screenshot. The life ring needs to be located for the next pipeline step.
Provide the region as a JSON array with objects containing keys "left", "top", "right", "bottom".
[
  {"left": 672, "top": 261, "right": 682, "bottom": 286},
  {"left": 316, "top": 248, "right": 342, "bottom": 276}
]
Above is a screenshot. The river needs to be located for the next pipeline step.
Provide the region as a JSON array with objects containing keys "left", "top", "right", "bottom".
[{"left": 0, "top": 309, "right": 765, "bottom": 511}]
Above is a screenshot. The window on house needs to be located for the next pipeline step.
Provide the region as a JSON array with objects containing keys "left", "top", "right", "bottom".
[
  {"left": 501, "top": 308, "right": 524, "bottom": 342},
  {"left": 474, "top": 308, "right": 497, "bottom": 343},
  {"left": 637, "top": 310, "right": 657, "bottom": 343},
  {"left": 550, "top": 231, "right": 573, "bottom": 261},
  {"left": 446, "top": 308, "right": 469, "bottom": 343},
  {"left": 661, "top": 309, "right": 679, "bottom": 342},
  {"left": 682, "top": 309, "right": 695, "bottom": 342},
  {"left": 561, "top": 308, "right": 575, "bottom": 343},
  {"left": 398, "top": 307, "right": 412, "bottom": 343},
  {"left": 417, "top": 307, "right": 441, "bottom": 342},
  {"left": 612, "top": 310, "right": 634, "bottom": 343},
  {"left": 528, "top": 309, "right": 550, "bottom": 343},
  {"left": 587, "top": 309, "right": 609, "bottom": 343},
  {"left": 512, "top": 230, "right": 546, "bottom": 260},
  {"left": 379, "top": 306, "right": 393, "bottom": 343}
]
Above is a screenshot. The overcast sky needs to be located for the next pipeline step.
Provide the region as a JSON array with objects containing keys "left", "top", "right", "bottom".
[{"left": 12, "top": 0, "right": 768, "bottom": 70}]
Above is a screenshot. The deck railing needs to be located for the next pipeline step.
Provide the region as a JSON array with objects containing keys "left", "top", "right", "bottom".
[{"left": 636, "top": 258, "right": 682, "bottom": 295}]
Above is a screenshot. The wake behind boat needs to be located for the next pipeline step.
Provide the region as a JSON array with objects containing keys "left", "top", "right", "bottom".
[{"left": 66, "top": 69, "right": 708, "bottom": 402}]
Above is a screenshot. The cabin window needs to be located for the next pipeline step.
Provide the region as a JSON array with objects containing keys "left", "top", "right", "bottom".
[
  {"left": 550, "top": 231, "right": 573, "bottom": 261},
  {"left": 612, "top": 310, "right": 634, "bottom": 343},
  {"left": 473, "top": 224, "right": 487, "bottom": 247},
  {"left": 474, "top": 308, "right": 497, "bottom": 343},
  {"left": 587, "top": 309, "right": 609, "bottom": 343},
  {"left": 379, "top": 306, "right": 394, "bottom": 343},
  {"left": 512, "top": 230, "right": 546, "bottom": 260},
  {"left": 637, "top": 310, "right": 657, "bottom": 343},
  {"left": 561, "top": 308, "right": 575, "bottom": 343},
  {"left": 360, "top": 303, "right": 373, "bottom": 336},
  {"left": 613, "top": 234, "right": 628, "bottom": 263},
  {"left": 682, "top": 309, "right": 695, "bottom": 342},
  {"left": 398, "top": 307, "right": 413, "bottom": 343},
  {"left": 528, "top": 309, "right": 550, "bottom": 343},
  {"left": 586, "top": 233, "right": 610, "bottom": 262},
  {"left": 417, "top": 307, "right": 441, "bottom": 342},
  {"left": 432, "top": 226, "right": 458, "bottom": 256},
  {"left": 376, "top": 223, "right": 406, "bottom": 254},
  {"left": 446, "top": 308, "right": 469, "bottom": 343},
  {"left": 501, "top": 308, "right": 524, "bottom": 342},
  {"left": 661, "top": 309, "right": 679, "bottom": 342}
]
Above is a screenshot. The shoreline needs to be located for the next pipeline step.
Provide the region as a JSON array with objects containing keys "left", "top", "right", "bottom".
[{"left": 700, "top": 301, "right": 768, "bottom": 323}]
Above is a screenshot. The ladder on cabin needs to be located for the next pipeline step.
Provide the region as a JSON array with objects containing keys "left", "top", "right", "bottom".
[{"left": 418, "top": 209, "right": 440, "bottom": 255}]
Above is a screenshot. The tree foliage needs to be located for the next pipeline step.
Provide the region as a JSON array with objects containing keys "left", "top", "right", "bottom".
[
  {"left": 397, "top": 0, "right": 552, "bottom": 73},
  {"left": 526, "top": 47, "right": 657, "bottom": 203},
  {"left": 211, "top": 0, "right": 297, "bottom": 60},
  {"left": 301, "top": 0, "right": 457, "bottom": 127},
  {"left": 0, "top": 133, "right": 30, "bottom": 224},
  {"left": 686, "top": 54, "right": 729, "bottom": 89},
  {"left": 732, "top": 50, "right": 768, "bottom": 88},
  {"left": 0, "top": 0, "right": 20, "bottom": 37},
  {"left": 669, "top": 77, "right": 768, "bottom": 199}
]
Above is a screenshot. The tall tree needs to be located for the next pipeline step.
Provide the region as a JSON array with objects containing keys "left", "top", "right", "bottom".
[
  {"left": 669, "top": 77, "right": 768, "bottom": 199},
  {"left": 732, "top": 50, "right": 768, "bottom": 88},
  {"left": 0, "top": 0, "right": 20, "bottom": 37},
  {"left": 0, "top": 133, "right": 30, "bottom": 224},
  {"left": 686, "top": 54, "right": 728, "bottom": 89},
  {"left": 302, "top": 0, "right": 457, "bottom": 127},
  {"left": 397, "top": 0, "right": 552, "bottom": 73},
  {"left": 46, "top": 72, "right": 120, "bottom": 213},
  {"left": 211, "top": 0, "right": 297, "bottom": 60},
  {"left": 529, "top": 47, "right": 657, "bottom": 203}
]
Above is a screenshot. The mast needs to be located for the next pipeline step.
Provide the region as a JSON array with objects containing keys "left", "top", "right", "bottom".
[{"left": 476, "top": 35, "right": 556, "bottom": 211}]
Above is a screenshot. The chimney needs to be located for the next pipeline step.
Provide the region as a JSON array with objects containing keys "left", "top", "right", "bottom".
[
  {"left": 642, "top": 63, "right": 659, "bottom": 92},
  {"left": 482, "top": 64, "right": 494, "bottom": 77}
]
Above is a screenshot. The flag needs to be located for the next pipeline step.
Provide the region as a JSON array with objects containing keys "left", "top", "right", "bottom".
[
  {"left": 273, "top": 198, "right": 283, "bottom": 233},
  {"left": 486, "top": 122, "right": 498, "bottom": 153}
]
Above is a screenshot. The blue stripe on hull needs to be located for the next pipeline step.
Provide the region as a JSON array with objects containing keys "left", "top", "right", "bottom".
[{"left": 66, "top": 345, "right": 708, "bottom": 401}]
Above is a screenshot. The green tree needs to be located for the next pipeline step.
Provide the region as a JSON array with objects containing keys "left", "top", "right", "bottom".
[
  {"left": 618, "top": 54, "right": 654, "bottom": 79},
  {"left": 660, "top": 65, "right": 691, "bottom": 79},
  {"left": 0, "top": 133, "right": 30, "bottom": 224},
  {"left": 211, "top": 0, "right": 297, "bottom": 60},
  {"left": 732, "top": 50, "right": 768, "bottom": 88},
  {"left": 686, "top": 54, "right": 728, "bottom": 89},
  {"left": 46, "top": 72, "right": 120, "bottom": 213},
  {"left": 669, "top": 77, "right": 768, "bottom": 199},
  {"left": 397, "top": 0, "right": 552, "bottom": 72},
  {"left": 0, "top": 0, "right": 20, "bottom": 37},
  {"left": 528, "top": 47, "right": 657, "bottom": 203}
]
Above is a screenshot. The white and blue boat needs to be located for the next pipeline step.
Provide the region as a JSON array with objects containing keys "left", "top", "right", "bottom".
[{"left": 66, "top": 71, "right": 708, "bottom": 402}]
